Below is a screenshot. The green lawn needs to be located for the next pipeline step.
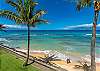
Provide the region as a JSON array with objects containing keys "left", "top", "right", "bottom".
[{"left": 0, "top": 48, "right": 41, "bottom": 71}]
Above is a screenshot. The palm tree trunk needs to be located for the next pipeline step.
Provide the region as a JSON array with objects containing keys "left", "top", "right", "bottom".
[
  {"left": 24, "top": 24, "right": 30, "bottom": 66},
  {"left": 91, "top": 10, "right": 99, "bottom": 71}
]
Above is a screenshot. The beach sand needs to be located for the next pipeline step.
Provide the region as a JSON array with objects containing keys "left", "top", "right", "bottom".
[
  {"left": 31, "top": 51, "right": 100, "bottom": 71},
  {"left": 31, "top": 52, "right": 46, "bottom": 58},
  {"left": 16, "top": 49, "right": 100, "bottom": 71},
  {"left": 51, "top": 61, "right": 100, "bottom": 71}
]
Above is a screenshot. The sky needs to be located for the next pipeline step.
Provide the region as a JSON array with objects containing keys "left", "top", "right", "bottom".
[{"left": 0, "top": 0, "right": 100, "bottom": 30}]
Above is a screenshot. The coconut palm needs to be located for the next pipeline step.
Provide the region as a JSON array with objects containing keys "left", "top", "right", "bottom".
[
  {"left": 0, "top": 0, "right": 47, "bottom": 66},
  {"left": 77, "top": 0, "right": 99, "bottom": 71}
]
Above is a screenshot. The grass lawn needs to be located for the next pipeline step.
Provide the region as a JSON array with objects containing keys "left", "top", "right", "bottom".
[{"left": 0, "top": 48, "right": 41, "bottom": 71}]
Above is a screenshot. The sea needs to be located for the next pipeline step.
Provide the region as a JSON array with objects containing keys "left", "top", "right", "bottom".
[{"left": 0, "top": 30, "right": 100, "bottom": 59}]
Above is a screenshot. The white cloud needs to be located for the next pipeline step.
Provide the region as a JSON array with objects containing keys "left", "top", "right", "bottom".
[
  {"left": 62, "top": 23, "right": 100, "bottom": 30},
  {"left": 97, "top": 24, "right": 100, "bottom": 27},
  {"left": 3, "top": 24, "right": 27, "bottom": 29},
  {"left": 3, "top": 24, "right": 37, "bottom": 30}
]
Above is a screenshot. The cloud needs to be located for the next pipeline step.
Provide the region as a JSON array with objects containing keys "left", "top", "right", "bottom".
[
  {"left": 3, "top": 24, "right": 38, "bottom": 30},
  {"left": 97, "top": 24, "right": 100, "bottom": 27},
  {"left": 3, "top": 24, "right": 27, "bottom": 29},
  {"left": 61, "top": 23, "right": 100, "bottom": 30}
]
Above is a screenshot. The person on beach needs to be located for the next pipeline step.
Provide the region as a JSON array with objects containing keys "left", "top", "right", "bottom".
[{"left": 66, "top": 58, "right": 71, "bottom": 64}]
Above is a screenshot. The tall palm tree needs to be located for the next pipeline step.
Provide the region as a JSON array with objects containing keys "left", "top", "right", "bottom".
[
  {"left": 0, "top": 0, "right": 47, "bottom": 66},
  {"left": 77, "top": 0, "right": 99, "bottom": 71}
]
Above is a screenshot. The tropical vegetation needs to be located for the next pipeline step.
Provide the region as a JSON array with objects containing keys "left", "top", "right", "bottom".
[
  {"left": 0, "top": 0, "right": 47, "bottom": 66},
  {"left": 77, "top": 0, "right": 99, "bottom": 71}
]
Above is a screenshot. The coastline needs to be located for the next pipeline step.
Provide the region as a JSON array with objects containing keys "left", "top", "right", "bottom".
[{"left": 16, "top": 48, "right": 100, "bottom": 71}]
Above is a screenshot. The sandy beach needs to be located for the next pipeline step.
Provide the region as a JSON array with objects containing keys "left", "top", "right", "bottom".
[
  {"left": 34, "top": 55, "right": 100, "bottom": 71},
  {"left": 24, "top": 49, "right": 100, "bottom": 71},
  {"left": 0, "top": 0, "right": 100, "bottom": 71}
]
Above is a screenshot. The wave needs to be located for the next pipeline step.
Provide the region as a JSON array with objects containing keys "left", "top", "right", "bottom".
[
  {"left": 85, "top": 34, "right": 100, "bottom": 37},
  {"left": 10, "top": 34, "right": 38, "bottom": 37},
  {"left": 6, "top": 33, "right": 75, "bottom": 37},
  {"left": 43, "top": 34, "right": 49, "bottom": 35},
  {"left": 48, "top": 50, "right": 81, "bottom": 61},
  {"left": 32, "top": 33, "right": 74, "bottom": 37},
  {"left": 63, "top": 46, "right": 73, "bottom": 50},
  {"left": 11, "top": 34, "right": 19, "bottom": 36},
  {"left": 85, "top": 34, "right": 92, "bottom": 36},
  {"left": 83, "top": 55, "right": 100, "bottom": 63},
  {"left": 0, "top": 38, "right": 10, "bottom": 42}
]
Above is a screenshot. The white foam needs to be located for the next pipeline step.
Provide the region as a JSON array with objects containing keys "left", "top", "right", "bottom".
[
  {"left": 0, "top": 38, "right": 10, "bottom": 42},
  {"left": 86, "top": 34, "right": 100, "bottom": 36},
  {"left": 86, "top": 34, "right": 92, "bottom": 36},
  {"left": 63, "top": 46, "right": 73, "bottom": 50},
  {"left": 44, "top": 34, "right": 49, "bottom": 36},
  {"left": 11, "top": 34, "right": 19, "bottom": 36},
  {"left": 48, "top": 51, "right": 80, "bottom": 61},
  {"left": 82, "top": 55, "right": 100, "bottom": 63}
]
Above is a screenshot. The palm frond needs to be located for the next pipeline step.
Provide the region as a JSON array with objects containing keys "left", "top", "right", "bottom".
[
  {"left": 30, "top": 10, "right": 46, "bottom": 22},
  {"left": 31, "top": 19, "right": 48, "bottom": 24},
  {"left": 35, "top": 19, "right": 48, "bottom": 23},
  {"left": 6, "top": 0, "right": 21, "bottom": 12},
  {"left": 7, "top": 0, "right": 26, "bottom": 20},
  {"left": 17, "top": 0, "right": 23, "bottom": 7},
  {"left": 28, "top": 19, "right": 48, "bottom": 27},
  {"left": 77, "top": 0, "right": 91, "bottom": 11},
  {"left": 28, "top": 0, "right": 38, "bottom": 7},
  {"left": 0, "top": 10, "right": 23, "bottom": 24},
  {"left": 28, "top": 1, "right": 38, "bottom": 18},
  {"left": 0, "top": 0, "right": 47, "bottom": 26},
  {"left": 23, "top": 0, "right": 38, "bottom": 20},
  {"left": 31, "top": 2, "right": 38, "bottom": 6}
]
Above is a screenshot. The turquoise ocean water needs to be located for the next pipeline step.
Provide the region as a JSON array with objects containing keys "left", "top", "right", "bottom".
[{"left": 0, "top": 30, "right": 100, "bottom": 57}]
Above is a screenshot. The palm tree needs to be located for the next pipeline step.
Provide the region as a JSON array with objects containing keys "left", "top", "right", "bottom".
[
  {"left": 0, "top": 0, "right": 47, "bottom": 66},
  {"left": 77, "top": 0, "right": 99, "bottom": 71}
]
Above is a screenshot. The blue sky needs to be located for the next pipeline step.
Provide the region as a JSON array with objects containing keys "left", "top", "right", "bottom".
[{"left": 0, "top": 0, "right": 100, "bottom": 30}]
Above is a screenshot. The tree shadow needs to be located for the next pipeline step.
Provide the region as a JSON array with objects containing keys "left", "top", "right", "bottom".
[{"left": 19, "top": 65, "right": 28, "bottom": 71}]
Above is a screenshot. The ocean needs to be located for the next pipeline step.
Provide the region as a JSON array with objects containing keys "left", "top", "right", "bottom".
[{"left": 0, "top": 30, "right": 100, "bottom": 57}]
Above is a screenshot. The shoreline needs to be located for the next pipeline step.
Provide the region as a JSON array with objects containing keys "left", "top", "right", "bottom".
[
  {"left": 16, "top": 48, "right": 100, "bottom": 71},
  {"left": 16, "top": 48, "right": 100, "bottom": 63}
]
